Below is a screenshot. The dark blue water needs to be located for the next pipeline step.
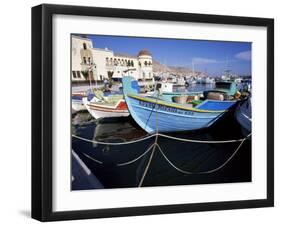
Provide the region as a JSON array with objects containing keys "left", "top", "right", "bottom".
[{"left": 71, "top": 84, "right": 251, "bottom": 190}]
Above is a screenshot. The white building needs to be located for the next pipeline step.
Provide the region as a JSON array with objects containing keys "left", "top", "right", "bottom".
[{"left": 71, "top": 35, "right": 153, "bottom": 82}]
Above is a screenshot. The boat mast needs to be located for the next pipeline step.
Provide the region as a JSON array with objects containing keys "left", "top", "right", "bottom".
[{"left": 192, "top": 60, "right": 195, "bottom": 77}]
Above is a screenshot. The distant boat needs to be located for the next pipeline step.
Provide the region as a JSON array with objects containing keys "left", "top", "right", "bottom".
[
  {"left": 196, "top": 76, "right": 215, "bottom": 84},
  {"left": 83, "top": 91, "right": 129, "bottom": 119},
  {"left": 235, "top": 97, "right": 251, "bottom": 135},
  {"left": 122, "top": 76, "right": 237, "bottom": 133}
]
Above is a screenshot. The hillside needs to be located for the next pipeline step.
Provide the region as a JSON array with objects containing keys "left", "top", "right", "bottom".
[
  {"left": 115, "top": 52, "right": 202, "bottom": 76},
  {"left": 153, "top": 60, "right": 202, "bottom": 76}
]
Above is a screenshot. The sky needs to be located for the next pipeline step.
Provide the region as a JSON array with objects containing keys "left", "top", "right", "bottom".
[{"left": 87, "top": 34, "right": 251, "bottom": 76}]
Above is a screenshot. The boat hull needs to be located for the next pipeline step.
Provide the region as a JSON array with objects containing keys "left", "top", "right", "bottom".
[
  {"left": 72, "top": 99, "right": 87, "bottom": 112},
  {"left": 83, "top": 97, "right": 130, "bottom": 119},
  {"left": 235, "top": 98, "right": 251, "bottom": 134},
  {"left": 126, "top": 95, "right": 229, "bottom": 133}
]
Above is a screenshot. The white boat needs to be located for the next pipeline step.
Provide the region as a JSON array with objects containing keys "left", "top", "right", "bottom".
[{"left": 83, "top": 93, "right": 130, "bottom": 119}]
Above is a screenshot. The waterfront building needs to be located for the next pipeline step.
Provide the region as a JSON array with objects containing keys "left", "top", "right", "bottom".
[{"left": 71, "top": 35, "right": 153, "bottom": 82}]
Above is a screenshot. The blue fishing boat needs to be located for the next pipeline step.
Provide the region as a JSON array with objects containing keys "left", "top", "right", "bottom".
[
  {"left": 235, "top": 97, "right": 251, "bottom": 135},
  {"left": 122, "top": 76, "right": 237, "bottom": 133}
]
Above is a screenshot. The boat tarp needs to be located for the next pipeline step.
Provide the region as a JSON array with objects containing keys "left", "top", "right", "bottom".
[{"left": 196, "top": 100, "right": 236, "bottom": 111}]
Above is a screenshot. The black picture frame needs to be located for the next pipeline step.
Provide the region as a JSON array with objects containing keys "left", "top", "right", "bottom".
[{"left": 32, "top": 4, "right": 274, "bottom": 222}]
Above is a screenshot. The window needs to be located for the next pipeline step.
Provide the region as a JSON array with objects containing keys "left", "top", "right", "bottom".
[
  {"left": 83, "top": 43, "right": 87, "bottom": 50},
  {"left": 83, "top": 57, "right": 87, "bottom": 64},
  {"left": 77, "top": 71, "right": 81, "bottom": 78},
  {"left": 72, "top": 71, "right": 77, "bottom": 78},
  {"left": 131, "top": 60, "right": 134, "bottom": 67},
  {"left": 88, "top": 57, "right": 91, "bottom": 64},
  {"left": 144, "top": 61, "right": 148, "bottom": 66}
]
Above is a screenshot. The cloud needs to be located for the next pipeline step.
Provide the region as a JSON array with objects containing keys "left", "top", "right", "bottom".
[
  {"left": 192, "top": 57, "right": 218, "bottom": 64},
  {"left": 235, "top": 50, "right": 251, "bottom": 61}
]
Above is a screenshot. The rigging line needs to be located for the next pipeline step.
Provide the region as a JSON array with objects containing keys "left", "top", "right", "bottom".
[
  {"left": 72, "top": 133, "right": 156, "bottom": 145},
  {"left": 156, "top": 136, "right": 248, "bottom": 175},
  {"left": 144, "top": 91, "right": 159, "bottom": 131}
]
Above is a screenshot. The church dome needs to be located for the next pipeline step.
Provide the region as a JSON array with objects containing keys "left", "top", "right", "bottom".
[{"left": 138, "top": 49, "right": 152, "bottom": 57}]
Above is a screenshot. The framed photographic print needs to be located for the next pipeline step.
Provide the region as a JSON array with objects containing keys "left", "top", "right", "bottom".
[{"left": 32, "top": 4, "right": 274, "bottom": 221}]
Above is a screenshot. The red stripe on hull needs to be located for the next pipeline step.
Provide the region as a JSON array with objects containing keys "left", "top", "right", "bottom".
[{"left": 88, "top": 101, "right": 128, "bottom": 111}]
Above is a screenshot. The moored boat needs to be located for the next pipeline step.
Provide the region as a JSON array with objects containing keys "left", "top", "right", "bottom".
[
  {"left": 83, "top": 92, "right": 130, "bottom": 119},
  {"left": 122, "top": 76, "right": 237, "bottom": 133},
  {"left": 235, "top": 97, "right": 251, "bottom": 135}
]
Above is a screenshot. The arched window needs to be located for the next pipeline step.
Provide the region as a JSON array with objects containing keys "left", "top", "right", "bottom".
[
  {"left": 83, "top": 43, "right": 87, "bottom": 50},
  {"left": 144, "top": 61, "right": 148, "bottom": 66},
  {"left": 131, "top": 60, "right": 134, "bottom": 67},
  {"left": 83, "top": 57, "right": 87, "bottom": 64}
]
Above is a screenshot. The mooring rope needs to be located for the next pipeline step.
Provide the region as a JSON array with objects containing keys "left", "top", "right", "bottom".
[
  {"left": 156, "top": 134, "right": 249, "bottom": 174},
  {"left": 158, "top": 133, "right": 251, "bottom": 144},
  {"left": 82, "top": 152, "right": 103, "bottom": 165},
  {"left": 81, "top": 142, "right": 156, "bottom": 166},
  {"left": 72, "top": 133, "right": 155, "bottom": 145},
  {"left": 73, "top": 132, "right": 250, "bottom": 145},
  {"left": 116, "top": 143, "right": 156, "bottom": 166},
  {"left": 138, "top": 135, "right": 159, "bottom": 187}
]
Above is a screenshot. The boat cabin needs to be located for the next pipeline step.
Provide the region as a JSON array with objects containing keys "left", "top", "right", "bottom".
[
  {"left": 155, "top": 82, "right": 174, "bottom": 93},
  {"left": 214, "top": 81, "right": 237, "bottom": 96}
]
